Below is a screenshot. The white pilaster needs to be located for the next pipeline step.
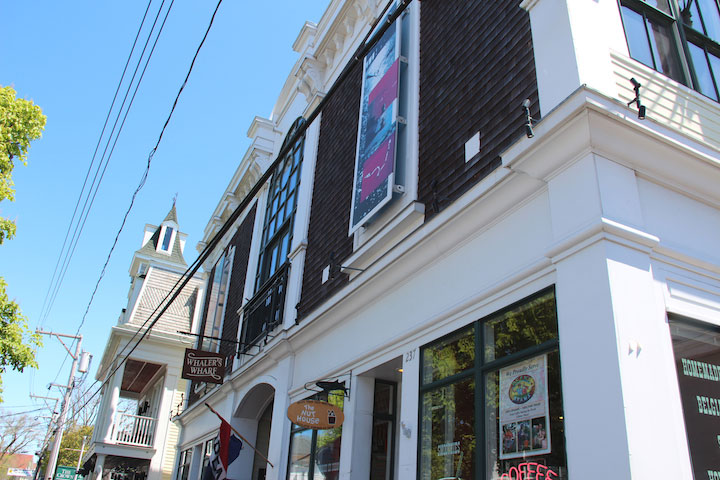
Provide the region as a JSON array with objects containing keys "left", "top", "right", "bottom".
[
  {"left": 265, "top": 357, "right": 294, "bottom": 480},
  {"left": 522, "top": 0, "right": 628, "bottom": 116},
  {"left": 102, "top": 360, "right": 125, "bottom": 443},
  {"left": 338, "top": 375, "right": 374, "bottom": 480},
  {"left": 397, "top": 348, "right": 419, "bottom": 479}
]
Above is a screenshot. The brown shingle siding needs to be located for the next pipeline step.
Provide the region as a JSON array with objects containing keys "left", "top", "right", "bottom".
[
  {"left": 297, "top": 63, "right": 363, "bottom": 320},
  {"left": 220, "top": 205, "right": 257, "bottom": 370},
  {"left": 418, "top": 0, "right": 538, "bottom": 217}
]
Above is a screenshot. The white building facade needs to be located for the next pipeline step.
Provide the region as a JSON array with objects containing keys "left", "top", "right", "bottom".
[{"left": 174, "top": 1, "right": 720, "bottom": 479}]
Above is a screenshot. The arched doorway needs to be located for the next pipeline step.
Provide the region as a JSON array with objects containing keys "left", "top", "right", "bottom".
[{"left": 231, "top": 383, "right": 275, "bottom": 480}]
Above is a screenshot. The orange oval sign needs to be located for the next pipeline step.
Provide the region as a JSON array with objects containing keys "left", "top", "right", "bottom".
[{"left": 287, "top": 400, "right": 344, "bottom": 429}]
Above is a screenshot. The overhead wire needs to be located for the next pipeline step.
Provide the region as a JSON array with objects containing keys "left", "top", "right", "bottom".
[
  {"left": 36, "top": 0, "right": 156, "bottom": 330},
  {"left": 38, "top": 0, "right": 177, "bottom": 395},
  {"left": 41, "top": 0, "right": 176, "bottom": 333},
  {"left": 71, "top": 0, "right": 410, "bottom": 416}
]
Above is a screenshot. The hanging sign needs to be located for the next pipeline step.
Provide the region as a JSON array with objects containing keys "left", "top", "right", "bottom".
[
  {"left": 499, "top": 355, "right": 551, "bottom": 460},
  {"left": 287, "top": 400, "right": 344, "bottom": 429},
  {"left": 350, "top": 16, "right": 401, "bottom": 234},
  {"left": 181, "top": 349, "right": 225, "bottom": 385},
  {"left": 54, "top": 467, "right": 76, "bottom": 480}
]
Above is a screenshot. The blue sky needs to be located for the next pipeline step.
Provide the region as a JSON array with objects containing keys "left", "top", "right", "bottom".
[{"left": 0, "top": 0, "right": 329, "bottom": 448}]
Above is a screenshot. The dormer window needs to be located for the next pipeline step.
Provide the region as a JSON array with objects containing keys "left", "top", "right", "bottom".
[{"left": 157, "top": 225, "right": 175, "bottom": 254}]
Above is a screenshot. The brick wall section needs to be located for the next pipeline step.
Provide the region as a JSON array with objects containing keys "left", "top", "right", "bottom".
[
  {"left": 219, "top": 205, "right": 257, "bottom": 371},
  {"left": 296, "top": 62, "right": 362, "bottom": 320},
  {"left": 418, "top": 0, "right": 538, "bottom": 218}
]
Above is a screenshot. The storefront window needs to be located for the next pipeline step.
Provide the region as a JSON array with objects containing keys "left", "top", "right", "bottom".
[
  {"left": 422, "top": 326, "right": 475, "bottom": 384},
  {"left": 669, "top": 316, "right": 720, "bottom": 479},
  {"left": 420, "top": 288, "right": 567, "bottom": 480},
  {"left": 420, "top": 378, "right": 476, "bottom": 480},
  {"left": 176, "top": 448, "right": 192, "bottom": 480},
  {"left": 287, "top": 390, "right": 344, "bottom": 480}
]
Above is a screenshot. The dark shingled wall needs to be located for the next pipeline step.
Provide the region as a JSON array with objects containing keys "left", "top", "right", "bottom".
[
  {"left": 418, "top": 0, "right": 538, "bottom": 217},
  {"left": 187, "top": 204, "right": 257, "bottom": 408},
  {"left": 296, "top": 63, "right": 362, "bottom": 320},
  {"left": 291, "top": 1, "right": 539, "bottom": 321},
  {"left": 219, "top": 204, "right": 257, "bottom": 371}
]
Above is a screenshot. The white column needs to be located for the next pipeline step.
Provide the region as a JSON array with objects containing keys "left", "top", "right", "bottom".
[
  {"left": 338, "top": 375, "right": 374, "bottom": 480},
  {"left": 521, "top": 0, "right": 627, "bottom": 116},
  {"left": 264, "top": 357, "right": 293, "bottom": 480},
  {"left": 92, "top": 454, "right": 106, "bottom": 480},
  {"left": 284, "top": 117, "right": 321, "bottom": 328},
  {"left": 101, "top": 360, "right": 125, "bottom": 443},
  {"left": 396, "top": 348, "right": 419, "bottom": 479},
  {"left": 148, "top": 374, "right": 178, "bottom": 480}
]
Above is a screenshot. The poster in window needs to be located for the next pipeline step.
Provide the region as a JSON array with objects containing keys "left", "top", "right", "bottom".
[
  {"left": 499, "top": 355, "right": 551, "bottom": 460},
  {"left": 670, "top": 320, "right": 720, "bottom": 479},
  {"left": 350, "top": 19, "right": 400, "bottom": 234}
]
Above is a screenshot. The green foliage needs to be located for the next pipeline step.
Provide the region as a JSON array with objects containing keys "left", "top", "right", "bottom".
[
  {"left": 0, "top": 85, "right": 46, "bottom": 244},
  {"left": 0, "top": 278, "right": 42, "bottom": 402},
  {"left": 39, "top": 425, "right": 93, "bottom": 474},
  {"left": 0, "top": 85, "right": 46, "bottom": 403}
]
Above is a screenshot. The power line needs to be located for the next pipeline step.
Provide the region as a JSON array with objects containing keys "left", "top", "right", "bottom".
[
  {"left": 36, "top": 0, "right": 178, "bottom": 396},
  {"left": 71, "top": 0, "right": 409, "bottom": 417},
  {"left": 36, "top": 0, "right": 156, "bottom": 330}
]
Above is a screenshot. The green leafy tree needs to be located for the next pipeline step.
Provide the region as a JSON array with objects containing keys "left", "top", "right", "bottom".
[
  {"left": 0, "top": 85, "right": 46, "bottom": 402},
  {"left": 38, "top": 425, "right": 93, "bottom": 475}
]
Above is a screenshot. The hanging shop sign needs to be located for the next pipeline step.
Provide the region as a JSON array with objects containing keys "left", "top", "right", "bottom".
[
  {"left": 349, "top": 15, "right": 401, "bottom": 234},
  {"left": 499, "top": 355, "right": 551, "bottom": 460},
  {"left": 53, "top": 467, "right": 76, "bottom": 480},
  {"left": 181, "top": 349, "right": 225, "bottom": 385},
  {"left": 287, "top": 400, "right": 345, "bottom": 429}
]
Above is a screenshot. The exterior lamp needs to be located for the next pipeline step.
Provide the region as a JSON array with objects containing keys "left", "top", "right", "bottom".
[
  {"left": 523, "top": 99, "right": 534, "bottom": 138},
  {"left": 627, "top": 77, "right": 646, "bottom": 120}
]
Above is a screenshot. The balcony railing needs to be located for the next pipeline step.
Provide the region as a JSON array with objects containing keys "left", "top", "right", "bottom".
[
  {"left": 113, "top": 413, "right": 156, "bottom": 447},
  {"left": 240, "top": 263, "right": 289, "bottom": 354}
]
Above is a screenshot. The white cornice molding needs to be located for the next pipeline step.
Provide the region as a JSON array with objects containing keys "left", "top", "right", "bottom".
[{"left": 502, "top": 86, "right": 720, "bottom": 207}]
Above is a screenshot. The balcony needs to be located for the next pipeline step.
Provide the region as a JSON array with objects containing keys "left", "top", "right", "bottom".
[
  {"left": 112, "top": 412, "right": 157, "bottom": 448},
  {"left": 240, "top": 263, "right": 289, "bottom": 353}
]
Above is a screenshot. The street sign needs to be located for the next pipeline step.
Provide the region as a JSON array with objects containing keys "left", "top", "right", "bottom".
[{"left": 54, "top": 466, "right": 76, "bottom": 480}]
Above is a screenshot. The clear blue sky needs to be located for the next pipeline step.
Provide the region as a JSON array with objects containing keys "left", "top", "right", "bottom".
[{"left": 0, "top": 0, "right": 329, "bottom": 449}]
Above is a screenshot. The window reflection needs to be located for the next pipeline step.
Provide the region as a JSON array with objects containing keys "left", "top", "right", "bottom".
[{"left": 419, "top": 378, "right": 475, "bottom": 480}]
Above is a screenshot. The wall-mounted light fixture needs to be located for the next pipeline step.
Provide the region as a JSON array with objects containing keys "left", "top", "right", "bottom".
[
  {"left": 522, "top": 99, "right": 534, "bottom": 138},
  {"left": 627, "top": 77, "right": 646, "bottom": 120}
]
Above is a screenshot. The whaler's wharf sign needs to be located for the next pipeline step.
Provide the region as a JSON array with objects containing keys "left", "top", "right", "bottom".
[{"left": 182, "top": 349, "right": 225, "bottom": 384}]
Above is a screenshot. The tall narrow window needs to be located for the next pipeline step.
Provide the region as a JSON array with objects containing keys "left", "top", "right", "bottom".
[
  {"left": 200, "top": 248, "right": 233, "bottom": 352},
  {"left": 241, "top": 118, "right": 305, "bottom": 351},
  {"left": 177, "top": 448, "right": 192, "bottom": 480},
  {"left": 256, "top": 117, "right": 305, "bottom": 290},
  {"left": 161, "top": 226, "right": 174, "bottom": 252}
]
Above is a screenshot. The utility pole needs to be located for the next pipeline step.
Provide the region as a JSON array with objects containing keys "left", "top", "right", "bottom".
[
  {"left": 37, "top": 331, "right": 91, "bottom": 480},
  {"left": 30, "top": 395, "right": 59, "bottom": 480}
]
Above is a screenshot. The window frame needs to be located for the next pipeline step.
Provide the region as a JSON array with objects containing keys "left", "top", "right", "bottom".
[
  {"left": 619, "top": 0, "right": 720, "bottom": 101},
  {"left": 176, "top": 448, "right": 192, "bottom": 480},
  {"left": 417, "top": 287, "right": 567, "bottom": 480},
  {"left": 198, "top": 247, "right": 234, "bottom": 353},
  {"left": 255, "top": 117, "right": 306, "bottom": 292}
]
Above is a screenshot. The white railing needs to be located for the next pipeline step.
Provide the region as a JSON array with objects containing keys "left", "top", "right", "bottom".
[{"left": 113, "top": 413, "right": 156, "bottom": 447}]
